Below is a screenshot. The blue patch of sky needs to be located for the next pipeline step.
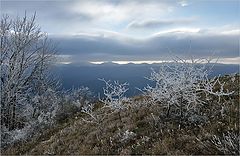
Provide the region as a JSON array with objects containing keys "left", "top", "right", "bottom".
[{"left": 176, "top": 0, "right": 239, "bottom": 27}]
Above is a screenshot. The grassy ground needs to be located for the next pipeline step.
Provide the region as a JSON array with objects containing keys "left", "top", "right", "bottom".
[{"left": 2, "top": 74, "right": 239, "bottom": 155}]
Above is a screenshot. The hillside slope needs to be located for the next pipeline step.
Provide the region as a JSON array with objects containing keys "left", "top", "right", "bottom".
[{"left": 2, "top": 74, "right": 239, "bottom": 155}]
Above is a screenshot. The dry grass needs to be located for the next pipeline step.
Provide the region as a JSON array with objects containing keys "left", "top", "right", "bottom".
[{"left": 1, "top": 74, "right": 239, "bottom": 155}]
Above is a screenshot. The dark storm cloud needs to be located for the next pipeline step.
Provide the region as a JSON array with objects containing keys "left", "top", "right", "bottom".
[
  {"left": 144, "top": 33, "right": 239, "bottom": 58},
  {"left": 51, "top": 31, "right": 239, "bottom": 62},
  {"left": 52, "top": 34, "right": 142, "bottom": 60}
]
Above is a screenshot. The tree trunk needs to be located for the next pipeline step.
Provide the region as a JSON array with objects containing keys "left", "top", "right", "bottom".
[
  {"left": 180, "top": 96, "right": 183, "bottom": 118},
  {"left": 166, "top": 104, "right": 171, "bottom": 117}
]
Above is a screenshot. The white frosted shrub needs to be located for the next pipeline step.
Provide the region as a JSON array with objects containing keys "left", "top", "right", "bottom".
[
  {"left": 210, "top": 131, "right": 239, "bottom": 155},
  {"left": 143, "top": 57, "right": 233, "bottom": 117},
  {"left": 99, "top": 78, "right": 129, "bottom": 111}
]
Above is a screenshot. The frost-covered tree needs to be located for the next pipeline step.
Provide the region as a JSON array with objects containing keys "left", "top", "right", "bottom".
[
  {"left": 0, "top": 13, "right": 57, "bottom": 130},
  {"left": 81, "top": 79, "right": 129, "bottom": 125},
  {"left": 143, "top": 57, "right": 233, "bottom": 117},
  {"left": 99, "top": 78, "right": 129, "bottom": 111}
]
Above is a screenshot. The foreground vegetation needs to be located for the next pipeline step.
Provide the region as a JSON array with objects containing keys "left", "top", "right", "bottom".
[{"left": 1, "top": 74, "right": 239, "bottom": 155}]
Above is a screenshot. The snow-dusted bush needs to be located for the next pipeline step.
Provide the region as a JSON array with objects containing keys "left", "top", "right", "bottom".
[
  {"left": 143, "top": 57, "right": 233, "bottom": 117},
  {"left": 1, "top": 123, "right": 35, "bottom": 149},
  {"left": 31, "top": 88, "right": 60, "bottom": 125},
  {"left": 210, "top": 131, "right": 239, "bottom": 155},
  {"left": 55, "top": 87, "right": 95, "bottom": 123},
  {"left": 99, "top": 78, "right": 129, "bottom": 111},
  {"left": 71, "top": 87, "right": 94, "bottom": 109},
  {"left": 1, "top": 87, "right": 61, "bottom": 149},
  {"left": 118, "top": 130, "right": 136, "bottom": 143},
  {"left": 60, "top": 87, "right": 94, "bottom": 109},
  {"left": 80, "top": 102, "right": 99, "bottom": 123}
]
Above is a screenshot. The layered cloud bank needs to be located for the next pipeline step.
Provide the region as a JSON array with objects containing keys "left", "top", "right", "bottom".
[
  {"left": 53, "top": 28, "right": 239, "bottom": 64},
  {"left": 2, "top": 0, "right": 239, "bottom": 64}
]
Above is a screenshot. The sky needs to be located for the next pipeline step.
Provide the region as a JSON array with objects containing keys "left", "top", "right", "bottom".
[{"left": 1, "top": 0, "right": 239, "bottom": 64}]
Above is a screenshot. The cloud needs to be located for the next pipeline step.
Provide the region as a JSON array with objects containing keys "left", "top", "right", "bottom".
[
  {"left": 1, "top": 0, "right": 179, "bottom": 34},
  {"left": 2, "top": 0, "right": 238, "bottom": 65},
  {"left": 215, "top": 57, "right": 240, "bottom": 65},
  {"left": 127, "top": 18, "right": 195, "bottom": 29},
  {"left": 89, "top": 57, "right": 240, "bottom": 65},
  {"left": 178, "top": 0, "right": 189, "bottom": 7},
  {"left": 67, "top": 0, "right": 176, "bottom": 24},
  {"left": 50, "top": 28, "right": 239, "bottom": 63}
]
